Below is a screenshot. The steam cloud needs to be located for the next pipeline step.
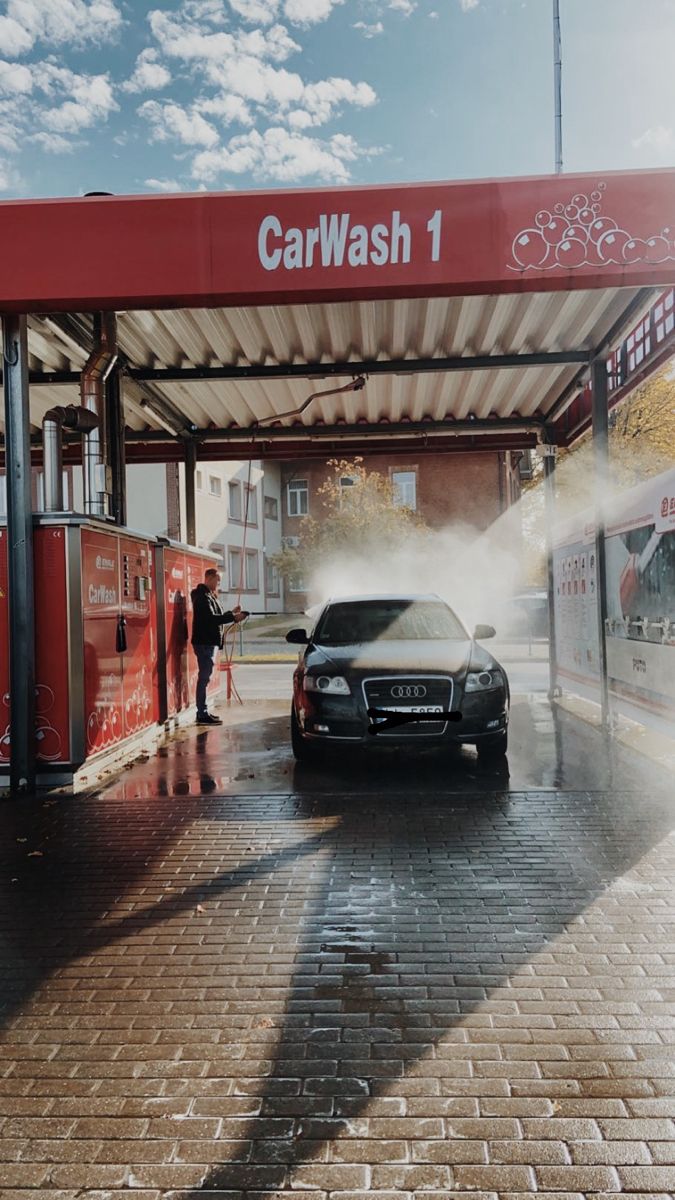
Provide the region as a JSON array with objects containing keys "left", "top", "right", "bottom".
[{"left": 307, "top": 505, "right": 526, "bottom": 631}]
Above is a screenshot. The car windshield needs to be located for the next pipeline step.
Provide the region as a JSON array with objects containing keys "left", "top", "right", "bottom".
[{"left": 314, "top": 600, "right": 467, "bottom": 644}]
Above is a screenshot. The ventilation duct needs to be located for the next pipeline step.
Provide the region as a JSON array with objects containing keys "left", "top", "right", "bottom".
[
  {"left": 42, "top": 405, "right": 99, "bottom": 512},
  {"left": 81, "top": 312, "right": 117, "bottom": 516}
]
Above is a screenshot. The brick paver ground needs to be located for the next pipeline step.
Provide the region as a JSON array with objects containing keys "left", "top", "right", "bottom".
[{"left": 2, "top": 768, "right": 675, "bottom": 1197}]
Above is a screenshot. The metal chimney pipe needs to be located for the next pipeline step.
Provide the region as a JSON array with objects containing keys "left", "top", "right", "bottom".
[
  {"left": 43, "top": 411, "right": 64, "bottom": 511},
  {"left": 81, "top": 312, "right": 118, "bottom": 516},
  {"left": 42, "top": 405, "right": 100, "bottom": 512}
]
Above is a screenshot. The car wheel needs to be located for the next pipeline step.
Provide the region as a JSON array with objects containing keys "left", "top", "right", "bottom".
[
  {"left": 476, "top": 730, "right": 508, "bottom": 759},
  {"left": 291, "top": 704, "right": 314, "bottom": 761}
]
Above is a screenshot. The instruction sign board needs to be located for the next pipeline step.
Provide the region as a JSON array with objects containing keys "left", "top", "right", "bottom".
[{"left": 553, "top": 466, "right": 675, "bottom": 720}]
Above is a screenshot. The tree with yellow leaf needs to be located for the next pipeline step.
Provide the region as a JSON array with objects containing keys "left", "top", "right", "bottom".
[
  {"left": 273, "top": 457, "right": 427, "bottom": 592},
  {"left": 522, "top": 366, "right": 675, "bottom": 584}
]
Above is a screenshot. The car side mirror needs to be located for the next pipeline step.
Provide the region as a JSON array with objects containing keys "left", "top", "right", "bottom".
[
  {"left": 474, "top": 623, "right": 496, "bottom": 640},
  {"left": 286, "top": 628, "right": 310, "bottom": 645}
]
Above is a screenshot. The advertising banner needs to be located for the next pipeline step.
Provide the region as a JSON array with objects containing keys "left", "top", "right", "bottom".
[{"left": 553, "top": 466, "right": 675, "bottom": 719}]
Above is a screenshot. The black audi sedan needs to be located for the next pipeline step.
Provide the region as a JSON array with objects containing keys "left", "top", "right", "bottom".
[{"left": 286, "top": 593, "right": 509, "bottom": 761}]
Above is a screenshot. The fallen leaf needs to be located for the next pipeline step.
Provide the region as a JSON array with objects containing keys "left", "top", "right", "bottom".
[
  {"left": 16, "top": 837, "right": 27, "bottom": 843},
  {"left": 10, "top": 877, "right": 18, "bottom": 883},
  {"left": 196, "top": 904, "right": 205, "bottom": 914},
  {"left": 27, "top": 851, "right": 43, "bottom": 858}
]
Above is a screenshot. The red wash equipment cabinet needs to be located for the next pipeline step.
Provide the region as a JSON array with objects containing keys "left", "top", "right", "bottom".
[{"left": 0, "top": 517, "right": 220, "bottom": 785}]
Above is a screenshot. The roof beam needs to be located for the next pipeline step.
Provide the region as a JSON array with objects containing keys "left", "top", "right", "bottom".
[
  {"left": 123, "top": 416, "right": 547, "bottom": 443},
  {"left": 14, "top": 349, "right": 590, "bottom": 387},
  {"left": 131, "top": 351, "right": 590, "bottom": 382}
]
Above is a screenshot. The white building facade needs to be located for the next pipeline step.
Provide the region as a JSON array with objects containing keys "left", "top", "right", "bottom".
[{"left": 177, "top": 459, "right": 283, "bottom": 614}]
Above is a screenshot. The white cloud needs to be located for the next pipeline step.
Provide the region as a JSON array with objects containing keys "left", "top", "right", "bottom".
[
  {"left": 283, "top": 0, "right": 344, "bottom": 25},
  {"left": 0, "top": 15, "right": 35, "bottom": 55},
  {"left": 429, "top": 10, "right": 439, "bottom": 18},
  {"left": 353, "top": 20, "right": 384, "bottom": 36},
  {"left": 0, "top": 0, "right": 123, "bottom": 57},
  {"left": 33, "top": 65, "right": 118, "bottom": 133},
  {"left": 287, "top": 77, "right": 376, "bottom": 129},
  {"left": 123, "top": 49, "right": 171, "bottom": 94},
  {"left": 0, "top": 113, "right": 20, "bottom": 153},
  {"left": 144, "top": 176, "right": 183, "bottom": 191},
  {"left": 185, "top": 0, "right": 228, "bottom": 23},
  {"left": 28, "top": 130, "right": 76, "bottom": 152},
  {"left": 192, "top": 124, "right": 376, "bottom": 183},
  {"left": 134, "top": 0, "right": 379, "bottom": 189},
  {"left": 459, "top": 0, "right": 479, "bottom": 9},
  {"left": 229, "top": 0, "right": 279, "bottom": 21},
  {"left": 149, "top": 10, "right": 299, "bottom": 66},
  {"left": 0, "top": 156, "right": 21, "bottom": 190},
  {"left": 632, "top": 124, "right": 675, "bottom": 162},
  {"left": 0, "top": 59, "right": 33, "bottom": 93},
  {"left": 139, "top": 99, "right": 219, "bottom": 147},
  {"left": 389, "top": 0, "right": 416, "bottom": 14},
  {"left": 148, "top": 6, "right": 375, "bottom": 127},
  {"left": 198, "top": 93, "right": 254, "bottom": 126}
]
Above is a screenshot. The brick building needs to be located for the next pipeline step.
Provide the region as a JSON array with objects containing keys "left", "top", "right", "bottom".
[{"left": 280, "top": 450, "right": 524, "bottom": 609}]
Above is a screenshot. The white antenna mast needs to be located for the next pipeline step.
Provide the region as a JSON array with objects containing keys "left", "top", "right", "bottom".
[{"left": 553, "top": 0, "right": 563, "bottom": 173}]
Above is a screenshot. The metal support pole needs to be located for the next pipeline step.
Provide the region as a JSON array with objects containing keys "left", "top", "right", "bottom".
[
  {"left": 553, "top": 0, "right": 563, "bottom": 173},
  {"left": 184, "top": 439, "right": 197, "bottom": 546},
  {"left": 543, "top": 448, "right": 560, "bottom": 699},
  {"left": 106, "top": 364, "right": 126, "bottom": 526},
  {"left": 591, "top": 357, "right": 611, "bottom": 730},
  {"left": 2, "top": 315, "right": 35, "bottom": 794}
]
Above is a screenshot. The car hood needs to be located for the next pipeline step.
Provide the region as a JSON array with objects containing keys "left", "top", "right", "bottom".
[{"left": 304, "top": 639, "right": 487, "bottom": 677}]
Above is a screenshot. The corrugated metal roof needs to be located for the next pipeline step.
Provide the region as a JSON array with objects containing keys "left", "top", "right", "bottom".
[{"left": 13, "top": 286, "right": 651, "bottom": 438}]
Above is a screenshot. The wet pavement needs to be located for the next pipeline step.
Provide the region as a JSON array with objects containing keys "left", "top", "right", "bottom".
[
  {"left": 91, "top": 681, "right": 662, "bottom": 801},
  {"left": 1, "top": 673, "right": 675, "bottom": 1197}
]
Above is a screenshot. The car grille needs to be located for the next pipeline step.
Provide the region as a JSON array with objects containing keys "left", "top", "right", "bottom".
[{"left": 362, "top": 675, "right": 453, "bottom": 737}]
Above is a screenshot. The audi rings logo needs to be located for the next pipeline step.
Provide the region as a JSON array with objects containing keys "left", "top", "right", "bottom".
[{"left": 391, "top": 684, "right": 427, "bottom": 699}]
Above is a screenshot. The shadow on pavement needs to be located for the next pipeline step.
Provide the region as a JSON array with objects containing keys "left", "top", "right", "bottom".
[{"left": 0, "top": 695, "right": 672, "bottom": 1193}]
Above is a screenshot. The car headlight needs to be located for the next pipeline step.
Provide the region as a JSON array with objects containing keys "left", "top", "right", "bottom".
[
  {"left": 303, "top": 674, "right": 351, "bottom": 696},
  {"left": 465, "top": 669, "right": 504, "bottom": 693}
]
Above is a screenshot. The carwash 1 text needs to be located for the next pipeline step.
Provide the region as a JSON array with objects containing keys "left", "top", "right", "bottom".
[{"left": 257, "top": 210, "right": 443, "bottom": 272}]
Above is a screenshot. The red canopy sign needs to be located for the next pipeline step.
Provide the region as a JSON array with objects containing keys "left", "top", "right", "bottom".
[{"left": 0, "top": 168, "right": 674, "bottom": 313}]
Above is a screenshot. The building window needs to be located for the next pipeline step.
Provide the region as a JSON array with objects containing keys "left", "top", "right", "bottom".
[
  {"left": 245, "top": 484, "right": 258, "bottom": 525},
  {"left": 339, "top": 475, "right": 358, "bottom": 506},
  {"left": 228, "top": 548, "right": 242, "bottom": 591},
  {"left": 264, "top": 495, "right": 278, "bottom": 521},
  {"left": 209, "top": 474, "right": 222, "bottom": 498},
  {"left": 245, "top": 550, "right": 259, "bottom": 591},
  {"left": 287, "top": 478, "right": 309, "bottom": 517},
  {"left": 288, "top": 573, "right": 307, "bottom": 593},
  {"left": 392, "top": 469, "right": 417, "bottom": 510},
  {"left": 228, "top": 481, "right": 242, "bottom": 521},
  {"left": 265, "top": 558, "right": 280, "bottom": 596},
  {"left": 196, "top": 470, "right": 203, "bottom": 490}
]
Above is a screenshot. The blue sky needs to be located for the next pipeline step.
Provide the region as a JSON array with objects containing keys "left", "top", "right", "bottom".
[{"left": 0, "top": 0, "right": 673, "bottom": 198}]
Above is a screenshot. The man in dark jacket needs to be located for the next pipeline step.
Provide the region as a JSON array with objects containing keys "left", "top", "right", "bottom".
[{"left": 191, "top": 569, "right": 248, "bottom": 724}]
